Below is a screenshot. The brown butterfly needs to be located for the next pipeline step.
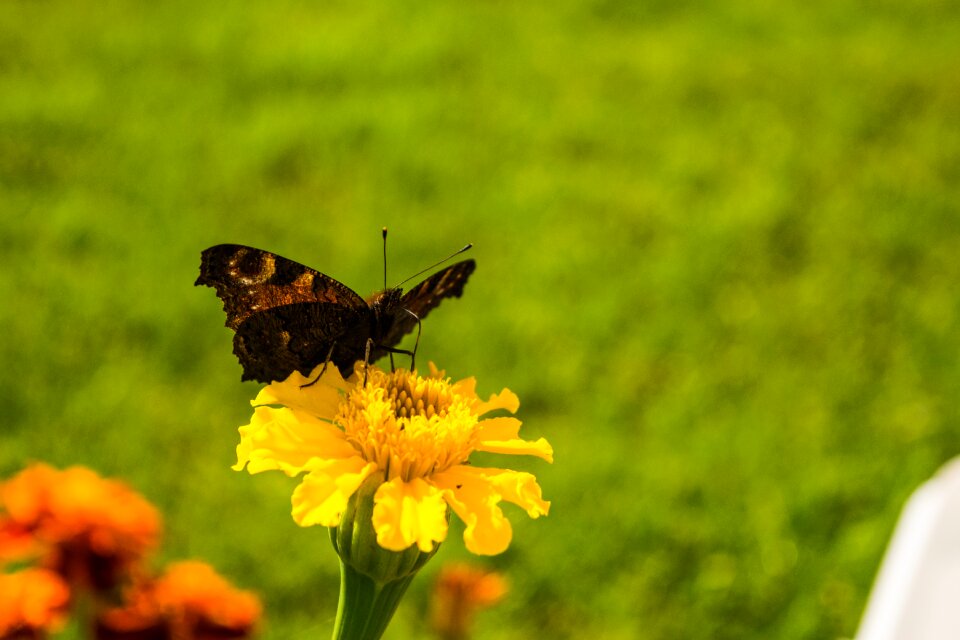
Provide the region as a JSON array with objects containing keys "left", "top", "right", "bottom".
[{"left": 195, "top": 241, "right": 475, "bottom": 383}]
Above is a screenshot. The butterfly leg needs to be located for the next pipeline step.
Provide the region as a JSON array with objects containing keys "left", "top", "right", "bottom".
[
  {"left": 372, "top": 344, "right": 417, "bottom": 373},
  {"left": 363, "top": 338, "right": 375, "bottom": 386},
  {"left": 403, "top": 308, "right": 422, "bottom": 373},
  {"left": 300, "top": 342, "right": 337, "bottom": 389}
]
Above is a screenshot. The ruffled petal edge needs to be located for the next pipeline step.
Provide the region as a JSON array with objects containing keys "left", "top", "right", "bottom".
[
  {"left": 432, "top": 467, "right": 512, "bottom": 556},
  {"left": 474, "top": 417, "right": 554, "bottom": 463}
]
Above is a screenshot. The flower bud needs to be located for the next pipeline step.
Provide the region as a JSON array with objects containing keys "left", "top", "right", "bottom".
[{"left": 330, "top": 473, "right": 440, "bottom": 585}]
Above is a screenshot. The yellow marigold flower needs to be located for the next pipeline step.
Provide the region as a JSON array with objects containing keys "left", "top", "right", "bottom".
[{"left": 235, "top": 363, "right": 552, "bottom": 556}]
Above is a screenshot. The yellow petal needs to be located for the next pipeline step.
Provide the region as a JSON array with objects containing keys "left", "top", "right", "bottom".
[
  {"left": 372, "top": 478, "right": 448, "bottom": 552},
  {"left": 234, "top": 406, "right": 355, "bottom": 475},
  {"left": 450, "top": 377, "right": 518, "bottom": 416},
  {"left": 432, "top": 467, "right": 513, "bottom": 556},
  {"left": 251, "top": 364, "right": 351, "bottom": 420},
  {"left": 478, "top": 468, "right": 551, "bottom": 518},
  {"left": 474, "top": 388, "right": 520, "bottom": 416},
  {"left": 474, "top": 416, "right": 553, "bottom": 462},
  {"left": 475, "top": 436, "right": 554, "bottom": 463},
  {"left": 451, "top": 376, "right": 478, "bottom": 400},
  {"left": 292, "top": 459, "right": 377, "bottom": 527},
  {"left": 474, "top": 417, "right": 522, "bottom": 441}
]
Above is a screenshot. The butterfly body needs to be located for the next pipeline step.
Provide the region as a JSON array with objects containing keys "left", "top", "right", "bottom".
[{"left": 196, "top": 244, "right": 475, "bottom": 383}]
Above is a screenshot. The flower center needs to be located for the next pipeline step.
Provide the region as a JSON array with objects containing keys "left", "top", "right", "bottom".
[{"left": 335, "top": 369, "right": 479, "bottom": 481}]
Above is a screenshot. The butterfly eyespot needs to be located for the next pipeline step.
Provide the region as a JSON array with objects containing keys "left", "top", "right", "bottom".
[{"left": 230, "top": 249, "right": 276, "bottom": 285}]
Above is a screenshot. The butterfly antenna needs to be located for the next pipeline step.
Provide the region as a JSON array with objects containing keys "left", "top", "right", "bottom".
[
  {"left": 382, "top": 227, "right": 396, "bottom": 370},
  {"left": 382, "top": 227, "right": 388, "bottom": 290},
  {"left": 393, "top": 243, "right": 473, "bottom": 289}
]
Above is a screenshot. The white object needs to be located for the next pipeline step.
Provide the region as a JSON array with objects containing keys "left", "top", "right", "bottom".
[{"left": 856, "top": 457, "right": 960, "bottom": 640}]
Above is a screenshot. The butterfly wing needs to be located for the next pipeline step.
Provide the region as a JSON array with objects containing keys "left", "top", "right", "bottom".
[
  {"left": 196, "top": 244, "right": 371, "bottom": 382},
  {"left": 373, "top": 259, "right": 476, "bottom": 357},
  {"left": 195, "top": 244, "right": 368, "bottom": 329},
  {"left": 233, "top": 302, "right": 372, "bottom": 383}
]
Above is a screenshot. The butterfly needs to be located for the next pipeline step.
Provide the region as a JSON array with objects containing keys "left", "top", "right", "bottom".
[{"left": 195, "top": 243, "right": 475, "bottom": 383}]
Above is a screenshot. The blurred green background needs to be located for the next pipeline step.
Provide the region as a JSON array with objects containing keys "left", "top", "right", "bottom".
[{"left": 2, "top": 1, "right": 960, "bottom": 638}]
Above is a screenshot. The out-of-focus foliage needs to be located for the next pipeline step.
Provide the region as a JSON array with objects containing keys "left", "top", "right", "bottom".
[{"left": 2, "top": 1, "right": 959, "bottom": 638}]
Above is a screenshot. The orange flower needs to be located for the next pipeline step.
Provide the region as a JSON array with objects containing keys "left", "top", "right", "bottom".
[
  {"left": 95, "top": 561, "right": 262, "bottom": 640},
  {"left": 0, "top": 568, "right": 71, "bottom": 640},
  {"left": 430, "top": 564, "right": 507, "bottom": 640},
  {"left": 0, "top": 464, "right": 161, "bottom": 592}
]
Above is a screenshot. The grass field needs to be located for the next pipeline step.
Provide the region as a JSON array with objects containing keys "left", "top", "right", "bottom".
[{"left": 2, "top": 1, "right": 960, "bottom": 638}]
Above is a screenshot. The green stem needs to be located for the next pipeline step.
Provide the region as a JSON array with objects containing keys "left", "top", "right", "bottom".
[
  {"left": 331, "top": 560, "right": 417, "bottom": 640},
  {"left": 327, "top": 474, "right": 440, "bottom": 639}
]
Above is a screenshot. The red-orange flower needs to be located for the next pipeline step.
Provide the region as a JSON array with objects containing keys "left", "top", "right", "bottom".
[
  {"left": 430, "top": 564, "right": 507, "bottom": 640},
  {"left": 95, "top": 561, "right": 262, "bottom": 640},
  {"left": 0, "top": 464, "right": 161, "bottom": 592},
  {"left": 0, "top": 568, "right": 71, "bottom": 640}
]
